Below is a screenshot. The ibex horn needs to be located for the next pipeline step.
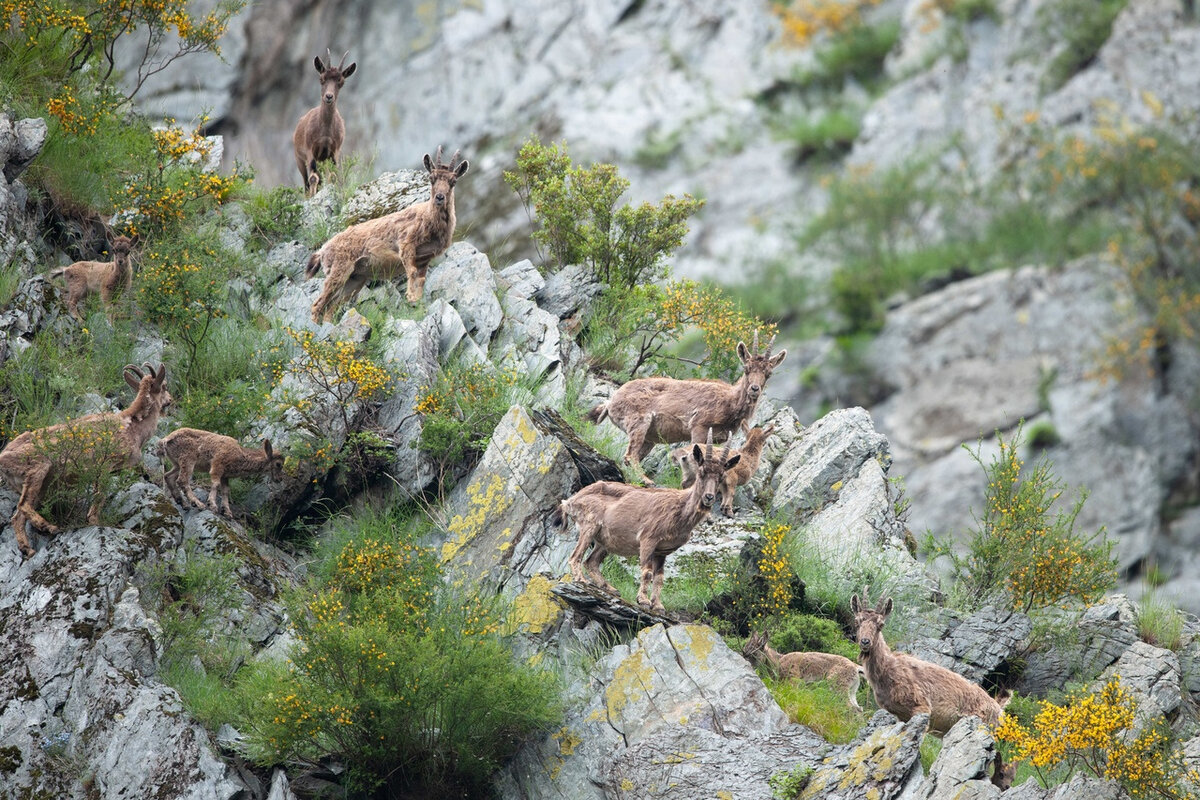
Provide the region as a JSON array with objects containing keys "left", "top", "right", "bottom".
[
  {"left": 706, "top": 427, "right": 714, "bottom": 462},
  {"left": 123, "top": 364, "right": 144, "bottom": 378},
  {"left": 766, "top": 333, "right": 777, "bottom": 356},
  {"left": 753, "top": 329, "right": 760, "bottom": 355},
  {"left": 339, "top": 50, "right": 349, "bottom": 69},
  {"left": 435, "top": 144, "right": 444, "bottom": 166},
  {"left": 325, "top": 48, "right": 332, "bottom": 69}
]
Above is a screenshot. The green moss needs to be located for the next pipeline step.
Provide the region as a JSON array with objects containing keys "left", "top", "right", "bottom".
[{"left": 0, "top": 745, "right": 23, "bottom": 772}]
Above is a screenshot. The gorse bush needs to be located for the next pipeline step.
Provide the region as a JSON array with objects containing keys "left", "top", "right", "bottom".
[
  {"left": 924, "top": 425, "right": 1116, "bottom": 612},
  {"left": 774, "top": 0, "right": 883, "bottom": 47},
  {"left": 415, "top": 360, "right": 519, "bottom": 487},
  {"left": 995, "top": 678, "right": 1200, "bottom": 798},
  {"left": 503, "top": 137, "right": 703, "bottom": 288},
  {"left": 238, "top": 523, "right": 561, "bottom": 797}
]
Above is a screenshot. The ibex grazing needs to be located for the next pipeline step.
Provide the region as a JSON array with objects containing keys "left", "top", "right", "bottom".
[
  {"left": 306, "top": 147, "right": 469, "bottom": 321},
  {"left": 553, "top": 430, "right": 739, "bottom": 613},
  {"left": 742, "top": 631, "right": 865, "bottom": 712},
  {"left": 851, "top": 589, "right": 1013, "bottom": 788},
  {"left": 157, "top": 428, "right": 284, "bottom": 518},
  {"left": 673, "top": 421, "right": 775, "bottom": 515},
  {"left": 0, "top": 364, "right": 171, "bottom": 558},
  {"left": 293, "top": 49, "right": 357, "bottom": 197},
  {"left": 589, "top": 332, "right": 786, "bottom": 475},
  {"left": 50, "top": 234, "right": 134, "bottom": 321}
]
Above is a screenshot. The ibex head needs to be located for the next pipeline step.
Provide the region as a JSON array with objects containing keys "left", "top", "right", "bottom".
[
  {"left": 423, "top": 146, "right": 470, "bottom": 208},
  {"left": 314, "top": 49, "right": 356, "bottom": 106},
  {"left": 850, "top": 585, "right": 893, "bottom": 658},
  {"left": 736, "top": 330, "right": 787, "bottom": 400},
  {"left": 691, "top": 428, "right": 740, "bottom": 509}
]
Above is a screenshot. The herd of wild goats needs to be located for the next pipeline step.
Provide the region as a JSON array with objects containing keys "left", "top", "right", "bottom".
[{"left": 0, "top": 50, "right": 1014, "bottom": 781}]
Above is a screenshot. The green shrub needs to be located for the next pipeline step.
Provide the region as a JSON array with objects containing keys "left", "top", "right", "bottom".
[
  {"left": 503, "top": 137, "right": 703, "bottom": 288},
  {"left": 1136, "top": 592, "right": 1183, "bottom": 651},
  {"left": 923, "top": 424, "right": 1116, "bottom": 612},
  {"left": 762, "top": 612, "right": 858, "bottom": 661},
  {"left": 243, "top": 185, "right": 305, "bottom": 251},
  {"left": 795, "top": 19, "right": 901, "bottom": 92},
  {"left": 415, "top": 360, "right": 520, "bottom": 486},
  {"left": 1038, "top": 0, "right": 1129, "bottom": 93},
  {"left": 770, "top": 762, "right": 816, "bottom": 799},
  {"left": 237, "top": 531, "right": 561, "bottom": 797},
  {"left": 781, "top": 108, "right": 862, "bottom": 162}
]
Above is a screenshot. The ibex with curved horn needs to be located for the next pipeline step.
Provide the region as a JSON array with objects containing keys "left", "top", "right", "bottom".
[
  {"left": 851, "top": 587, "right": 1013, "bottom": 788},
  {"left": 0, "top": 363, "right": 171, "bottom": 558},
  {"left": 588, "top": 332, "right": 786, "bottom": 476},
  {"left": 293, "top": 48, "right": 357, "bottom": 197},
  {"left": 307, "top": 146, "right": 469, "bottom": 321},
  {"left": 552, "top": 429, "right": 740, "bottom": 613}
]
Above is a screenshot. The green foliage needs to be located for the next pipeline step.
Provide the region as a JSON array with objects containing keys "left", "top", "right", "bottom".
[
  {"left": 769, "top": 761, "right": 816, "bottom": 799},
  {"left": 1037, "top": 0, "right": 1129, "bottom": 93},
  {"left": 503, "top": 137, "right": 703, "bottom": 288},
  {"left": 920, "top": 735, "right": 943, "bottom": 772},
  {"left": 236, "top": 526, "right": 561, "bottom": 797},
  {"left": 170, "top": 318, "right": 273, "bottom": 440},
  {"left": 941, "top": 0, "right": 999, "bottom": 23},
  {"left": 26, "top": 415, "right": 134, "bottom": 526},
  {"left": 415, "top": 360, "right": 520, "bottom": 486},
  {"left": 923, "top": 424, "right": 1116, "bottom": 612},
  {"left": 1136, "top": 592, "right": 1183, "bottom": 651},
  {"left": 762, "top": 612, "right": 858, "bottom": 662},
  {"left": 781, "top": 108, "right": 861, "bottom": 163},
  {"left": 765, "top": 677, "right": 864, "bottom": 743},
  {"left": 243, "top": 185, "right": 305, "bottom": 251},
  {"left": 794, "top": 19, "right": 901, "bottom": 92}
]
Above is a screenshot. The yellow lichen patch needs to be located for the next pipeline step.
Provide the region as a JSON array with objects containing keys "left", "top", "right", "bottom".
[
  {"left": 503, "top": 575, "right": 565, "bottom": 635},
  {"left": 505, "top": 407, "right": 538, "bottom": 447},
  {"left": 717, "top": 792, "right": 734, "bottom": 800},
  {"left": 606, "top": 649, "right": 655, "bottom": 716},
  {"left": 866, "top": 788, "right": 881, "bottom": 800},
  {"left": 621, "top": 778, "right": 635, "bottom": 791},
  {"left": 442, "top": 472, "right": 513, "bottom": 562},
  {"left": 838, "top": 729, "right": 906, "bottom": 788},
  {"left": 551, "top": 726, "right": 582, "bottom": 757},
  {"left": 680, "top": 624, "right": 717, "bottom": 667}
]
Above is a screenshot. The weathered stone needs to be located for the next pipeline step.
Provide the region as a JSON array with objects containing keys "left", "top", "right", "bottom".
[
  {"left": 498, "top": 259, "right": 545, "bottom": 300},
  {"left": 426, "top": 242, "right": 503, "bottom": 349},
  {"left": 907, "top": 606, "right": 1032, "bottom": 684},
  {"left": 536, "top": 263, "right": 604, "bottom": 321},
  {"left": 493, "top": 290, "right": 566, "bottom": 405},
  {"left": 1001, "top": 773, "right": 1122, "bottom": 800},
  {"left": 338, "top": 168, "right": 428, "bottom": 225},
  {"left": 916, "top": 716, "right": 1001, "bottom": 800},
  {"left": 797, "top": 711, "right": 926, "bottom": 800}
]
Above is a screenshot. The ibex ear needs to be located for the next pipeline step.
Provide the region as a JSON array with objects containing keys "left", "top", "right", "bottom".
[
  {"left": 692, "top": 443, "right": 704, "bottom": 466},
  {"left": 423, "top": 153, "right": 434, "bottom": 172},
  {"left": 263, "top": 439, "right": 273, "bottom": 458},
  {"left": 770, "top": 349, "right": 788, "bottom": 368},
  {"left": 880, "top": 597, "right": 893, "bottom": 617},
  {"left": 342, "top": 62, "right": 357, "bottom": 78},
  {"left": 454, "top": 159, "right": 469, "bottom": 178},
  {"left": 851, "top": 594, "right": 861, "bottom": 614},
  {"left": 314, "top": 56, "right": 325, "bottom": 73},
  {"left": 737, "top": 341, "right": 749, "bottom": 363},
  {"left": 723, "top": 453, "right": 741, "bottom": 471}
]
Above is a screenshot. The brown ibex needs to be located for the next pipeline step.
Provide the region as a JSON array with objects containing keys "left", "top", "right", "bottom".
[
  {"left": 306, "top": 147, "right": 469, "bottom": 321},
  {"left": 0, "top": 364, "right": 171, "bottom": 558},
  {"left": 157, "top": 428, "right": 284, "bottom": 518},
  {"left": 50, "top": 234, "right": 134, "bottom": 321},
  {"left": 553, "top": 430, "right": 739, "bottom": 613},
  {"left": 742, "top": 630, "right": 865, "bottom": 712},
  {"left": 293, "top": 49, "right": 357, "bottom": 197},
  {"left": 588, "top": 333, "right": 786, "bottom": 476},
  {"left": 851, "top": 588, "right": 1012, "bottom": 788},
  {"left": 673, "top": 421, "right": 775, "bottom": 515}
]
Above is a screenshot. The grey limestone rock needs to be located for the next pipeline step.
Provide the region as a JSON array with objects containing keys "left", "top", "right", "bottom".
[{"left": 426, "top": 241, "right": 504, "bottom": 349}]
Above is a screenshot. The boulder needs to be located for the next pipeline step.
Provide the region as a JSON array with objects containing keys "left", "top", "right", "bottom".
[
  {"left": 426, "top": 242, "right": 504, "bottom": 349},
  {"left": 915, "top": 716, "right": 1001, "bottom": 800}
]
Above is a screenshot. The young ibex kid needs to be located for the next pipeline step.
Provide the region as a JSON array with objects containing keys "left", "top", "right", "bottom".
[
  {"left": 742, "top": 630, "right": 864, "bottom": 712},
  {"left": 852, "top": 588, "right": 1012, "bottom": 788},
  {"left": 306, "top": 146, "right": 469, "bottom": 321},
  {"left": 50, "top": 234, "right": 134, "bottom": 321},
  {"left": 553, "top": 430, "right": 740, "bottom": 614},
  {"left": 293, "top": 49, "right": 357, "bottom": 197},
  {"left": 673, "top": 421, "right": 776, "bottom": 515},
  {"left": 589, "top": 332, "right": 786, "bottom": 478},
  {"left": 157, "top": 428, "right": 284, "bottom": 518},
  {"left": 0, "top": 363, "right": 171, "bottom": 558}
]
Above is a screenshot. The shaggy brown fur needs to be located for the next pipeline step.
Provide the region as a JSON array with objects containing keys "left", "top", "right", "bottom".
[
  {"left": 158, "top": 428, "right": 283, "bottom": 518},
  {"left": 742, "top": 631, "right": 864, "bottom": 712},
  {"left": 588, "top": 333, "right": 786, "bottom": 475},
  {"left": 554, "top": 431, "right": 740, "bottom": 613},
  {"left": 50, "top": 235, "right": 134, "bottom": 321},
  {"left": 293, "top": 50, "right": 356, "bottom": 197},
  {"left": 851, "top": 589, "right": 1012, "bottom": 788},
  {"left": 306, "top": 147, "right": 469, "bottom": 321},
  {"left": 0, "top": 364, "right": 171, "bottom": 558},
  {"left": 674, "top": 421, "right": 775, "bottom": 514}
]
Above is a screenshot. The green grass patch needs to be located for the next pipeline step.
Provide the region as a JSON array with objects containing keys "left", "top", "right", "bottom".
[
  {"left": 763, "top": 675, "right": 866, "bottom": 743},
  {"left": 1039, "top": 0, "right": 1129, "bottom": 93},
  {"left": 795, "top": 19, "right": 901, "bottom": 92}
]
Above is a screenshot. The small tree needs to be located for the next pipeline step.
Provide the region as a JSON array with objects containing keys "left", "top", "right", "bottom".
[
  {"left": 503, "top": 137, "right": 703, "bottom": 288},
  {"left": 923, "top": 424, "right": 1116, "bottom": 612}
]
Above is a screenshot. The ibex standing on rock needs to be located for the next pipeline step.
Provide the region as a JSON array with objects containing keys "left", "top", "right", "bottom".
[
  {"left": 553, "top": 430, "right": 740, "bottom": 613},
  {"left": 158, "top": 428, "right": 284, "bottom": 518},
  {"left": 306, "top": 147, "right": 469, "bottom": 322},
  {"left": 50, "top": 234, "right": 134, "bottom": 321},
  {"left": 742, "top": 630, "right": 865, "bottom": 712},
  {"left": 851, "top": 588, "right": 1013, "bottom": 788},
  {"left": 293, "top": 49, "right": 357, "bottom": 197},
  {"left": 589, "top": 332, "right": 786, "bottom": 477},
  {"left": 0, "top": 364, "right": 171, "bottom": 558}
]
